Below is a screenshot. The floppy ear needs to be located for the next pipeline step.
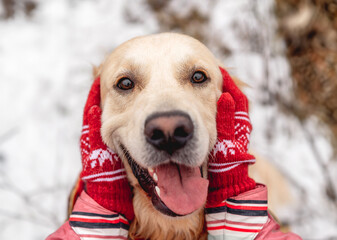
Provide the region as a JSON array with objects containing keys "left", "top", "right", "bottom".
[
  {"left": 92, "top": 63, "right": 103, "bottom": 79},
  {"left": 230, "top": 75, "right": 248, "bottom": 90},
  {"left": 218, "top": 65, "right": 248, "bottom": 94},
  {"left": 67, "top": 176, "right": 84, "bottom": 218}
]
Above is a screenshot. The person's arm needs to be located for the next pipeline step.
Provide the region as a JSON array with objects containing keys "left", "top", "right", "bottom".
[
  {"left": 205, "top": 68, "right": 302, "bottom": 240},
  {"left": 47, "top": 77, "right": 133, "bottom": 240},
  {"left": 46, "top": 221, "right": 80, "bottom": 240}
]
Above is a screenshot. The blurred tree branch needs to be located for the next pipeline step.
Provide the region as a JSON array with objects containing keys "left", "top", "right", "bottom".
[{"left": 1, "top": 0, "right": 36, "bottom": 19}]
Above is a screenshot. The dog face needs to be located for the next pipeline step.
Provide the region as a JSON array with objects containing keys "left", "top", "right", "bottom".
[{"left": 100, "top": 33, "right": 222, "bottom": 217}]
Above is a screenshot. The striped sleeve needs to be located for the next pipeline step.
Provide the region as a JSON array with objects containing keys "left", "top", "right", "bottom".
[
  {"left": 69, "top": 211, "right": 129, "bottom": 240},
  {"left": 206, "top": 198, "right": 268, "bottom": 240}
]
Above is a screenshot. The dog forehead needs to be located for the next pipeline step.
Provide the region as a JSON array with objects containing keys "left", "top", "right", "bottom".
[
  {"left": 112, "top": 33, "right": 216, "bottom": 66},
  {"left": 100, "top": 33, "right": 223, "bottom": 96}
]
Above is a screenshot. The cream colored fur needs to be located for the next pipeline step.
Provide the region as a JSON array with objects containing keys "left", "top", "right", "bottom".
[
  {"left": 98, "top": 33, "right": 223, "bottom": 239},
  {"left": 99, "top": 33, "right": 223, "bottom": 168}
]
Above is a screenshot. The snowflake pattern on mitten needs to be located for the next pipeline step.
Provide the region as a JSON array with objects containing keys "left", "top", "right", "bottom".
[{"left": 210, "top": 111, "right": 255, "bottom": 173}]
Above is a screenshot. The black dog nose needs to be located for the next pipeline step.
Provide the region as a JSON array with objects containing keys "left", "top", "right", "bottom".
[{"left": 144, "top": 111, "right": 194, "bottom": 155}]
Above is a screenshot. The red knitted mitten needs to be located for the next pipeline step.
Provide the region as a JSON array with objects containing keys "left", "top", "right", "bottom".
[
  {"left": 80, "top": 77, "right": 134, "bottom": 221},
  {"left": 207, "top": 68, "right": 256, "bottom": 207}
]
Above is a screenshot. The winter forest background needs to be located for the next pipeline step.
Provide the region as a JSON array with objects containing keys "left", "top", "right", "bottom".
[{"left": 1, "top": 0, "right": 337, "bottom": 239}]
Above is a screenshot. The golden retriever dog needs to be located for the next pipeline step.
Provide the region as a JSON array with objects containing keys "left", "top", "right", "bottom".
[
  {"left": 96, "top": 33, "right": 222, "bottom": 239},
  {"left": 68, "top": 33, "right": 290, "bottom": 240}
]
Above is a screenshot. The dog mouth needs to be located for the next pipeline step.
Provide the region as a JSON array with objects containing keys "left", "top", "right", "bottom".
[{"left": 121, "top": 145, "right": 209, "bottom": 217}]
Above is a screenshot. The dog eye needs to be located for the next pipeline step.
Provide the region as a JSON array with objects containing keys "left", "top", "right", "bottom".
[
  {"left": 191, "top": 71, "right": 208, "bottom": 84},
  {"left": 117, "top": 78, "right": 134, "bottom": 90}
]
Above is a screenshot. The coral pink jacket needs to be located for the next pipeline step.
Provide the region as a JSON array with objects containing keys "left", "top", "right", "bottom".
[{"left": 46, "top": 184, "right": 301, "bottom": 240}]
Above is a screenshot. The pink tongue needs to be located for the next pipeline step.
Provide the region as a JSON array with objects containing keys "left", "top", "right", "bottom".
[{"left": 155, "top": 163, "right": 209, "bottom": 215}]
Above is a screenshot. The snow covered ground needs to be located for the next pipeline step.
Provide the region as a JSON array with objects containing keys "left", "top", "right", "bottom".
[{"left": 0, "top": 0, "right": 336, "bottom": 239}]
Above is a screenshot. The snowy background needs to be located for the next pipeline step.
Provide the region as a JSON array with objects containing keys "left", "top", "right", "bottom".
[{"left": 0, "top": 0, "right": 336, "bottom": 239}]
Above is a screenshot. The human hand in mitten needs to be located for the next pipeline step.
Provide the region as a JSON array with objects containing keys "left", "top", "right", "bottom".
[
  {"left": 79, "top": 77, "right": 134, "bottom": 221},
  {"left": 207, "top": 68, "right": 256, "bottom": 207}
]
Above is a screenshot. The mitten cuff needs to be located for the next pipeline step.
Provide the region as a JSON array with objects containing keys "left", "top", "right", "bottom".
[
  {"left": 207, "top": 167, "right": 255, "bottom": 207},
  {"left": 85, "top": 181, "right": 134, "bottom": 221},
  {"left": 207, "top": 154, "right": 256, "bottom": 207}
]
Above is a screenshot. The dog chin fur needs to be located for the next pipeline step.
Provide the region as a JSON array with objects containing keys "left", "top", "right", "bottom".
[{"left": 122, "top": 160, "right": 207, "bottom": 240}]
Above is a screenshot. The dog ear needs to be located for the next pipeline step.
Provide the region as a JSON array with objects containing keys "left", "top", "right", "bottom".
[
  {"left": 228, "top": 75, "right": 248, "bottom": 90},
  {"left": 92, "top": 63, "right": 103, "bottom": 79},
  {"left": 67, "top": 176, "right": 84, "bottom": 218},
  {"left": 218, "top": 65, "right": 248, "bottom": 93}
]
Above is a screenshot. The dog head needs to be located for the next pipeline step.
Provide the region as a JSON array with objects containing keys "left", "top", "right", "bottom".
[{"left": 99, "top": 33, "right": 223, "bottom": 217}]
